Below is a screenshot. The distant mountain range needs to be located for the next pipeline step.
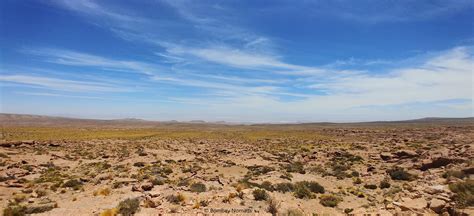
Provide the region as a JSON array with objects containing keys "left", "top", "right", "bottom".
[{"left": 1, "top": 113, "right": 473, "bottom": 127}]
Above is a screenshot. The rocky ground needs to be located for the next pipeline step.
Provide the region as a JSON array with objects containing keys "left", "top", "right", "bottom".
[{"left": 0, "top": 123, "right": 473, "bottom": 215}]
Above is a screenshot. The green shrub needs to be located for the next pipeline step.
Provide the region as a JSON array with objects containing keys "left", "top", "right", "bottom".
[
  {"left": 284, "top": 162, "right": 305, "bottom": 174},
  {"left": 190, "top": 182, "right": 207, "bottom": 193},
  {"left": 296, "top": 181, "right": 325, "bottom": 193},
  {"left": 293, "top": 183, "right": 313, "bottom": 199},
  {"left": 3, "top": 205, "right": 27, "bottom": 216},
  {"left": 253, "top": 189, "right": 269, "bottom": 201},
  {"left": 117, "top": 198, "right": 140, "bottom": 216},
  {"left": 319, "top": 194, "right": 342, "bottom": 207},
  {"left": 260, "top": 181, "right": 274, "bottom": 191},
  {"left": 449, "top": 180, "right": 474, "bottom": 207},
  {"left": 274, "top": 182, "right": 294, "bottom": 193}
]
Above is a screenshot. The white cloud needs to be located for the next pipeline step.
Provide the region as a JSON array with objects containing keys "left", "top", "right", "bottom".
[
  {"left": 0, "top": 75, "right": 127, "bottom": 92},
  {"left": 25, "top": 48, "right": 163, "bottom": 76}
]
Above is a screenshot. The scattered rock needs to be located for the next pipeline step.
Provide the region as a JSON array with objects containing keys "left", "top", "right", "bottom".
[
  {"left": 420, "top": 157, "right": 464, "bottom": 171},
  {"left": 380, "top": 152, "right": 393, "bottom": 161},
  {"left": 429, "top": 198, "right": 446, "bottom": 213},
  {"left": 141, "top": 182, "right": 154, "bottom": 191},
  {"left": 394, "top": 150, "right": 418, "bottom": 159}
]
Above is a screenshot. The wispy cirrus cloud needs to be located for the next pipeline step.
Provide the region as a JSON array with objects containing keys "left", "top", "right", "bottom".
[
  {"left": 15, "top": 92, "right": 104, "bottom": 99},
  {"left": 24, "top": 48, "right": 164, "bottom": 76},
  {"left": 0, "top": 74, "right": 128, "bottom": 92}
]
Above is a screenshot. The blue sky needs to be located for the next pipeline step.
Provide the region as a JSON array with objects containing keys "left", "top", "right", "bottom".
[{"left": 0, "top": 0, "right": 473, "bottom": 122}]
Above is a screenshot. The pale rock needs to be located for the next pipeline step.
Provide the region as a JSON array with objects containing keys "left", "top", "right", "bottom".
[{"left": 429, "top": 198, "right": 446, "bottom": 213}]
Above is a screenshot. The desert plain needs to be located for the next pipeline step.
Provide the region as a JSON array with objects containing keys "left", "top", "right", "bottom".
[{"left": 0, "top": 114, "right": 473, "bottom": 215}]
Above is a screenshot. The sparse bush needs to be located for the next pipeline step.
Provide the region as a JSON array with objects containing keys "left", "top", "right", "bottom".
[
  {"left": 379, "top": 179, "right": 391, "bottom": 189},
  {"left": 284, "top": 161, "right": 305, "bottom": 174},
  {"left": 93, "top": 187, "right": 111, "bottom": 196},
  {"left": 247, "top": 165, "right": 274, "bottom": 176},
  {"left": 449, "top": 180, "right": 474, "bottom": 207},
  {"left": 275, "top": 182, "right": 294, "bottom": 193},
  {"left": 267, "top": 197, "right": 280, "bottom": 216},
  {"left": 117, "top": 198, "right": 140, "bottom": 216},
  {"left": 364, "top": 184, "right": 377, "bottom": 190},
  {"left": 351, "top": 171, "right": 360, "bottom": 177},
  {"left": 296, "top": 181, "right": 325, "bottom": 193},
  {"left": 319, "top": 194, "right": 342, "bottom": 207},
  {"left": 100, "top": 208, "right": 118, "bottom": 216},
  {"left": 150, "top": 177, "right": 165, "bottom": 185},
  {"left": 293, "top": 183, "right": 313, "bottom": 199},
  {"left": 190, "top": 182, "right": 206, "bottom": 193},
  {"left": 3, "top": 205, "right": 27, "bottom": 216},
  {"left": 62, "top": 179, "right": 83, "bottom": 190},
  {"left": 166, "top": 193, "right": 186, "bottom": 204},
  {"left": 387, "top": 167, "right": 415, "bottom": 181},
  {"left": 253, "top": 189, "right": 269, "bottom": 201},
  {"left": 353, "top": 177, "right": 362, "bottom": 184},
  {"left": 260, "top": 181, "right": 274, "bottom": 191}
]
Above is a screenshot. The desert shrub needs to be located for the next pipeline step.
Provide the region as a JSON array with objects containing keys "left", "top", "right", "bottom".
[
  {"left": 353, "top": 177, "right": 362, "bottom": 184},
  {"left": 351, "top": 171, "right": 360, "bottom": 177},
  {"left": 379, "top": 179, "right": 391, "bottom": 189},
  {"left": 100, "top": 208, "right": 118, "bottom": 216},
  {"left": 117, "top": 198, "right": 140, "bottom": 216},
  {"left": 284, "top": 161, "right": 305, "bottom": 174},
  {"left": 449, "top": 180, "right": 474, "bottom": 207},
  {"left": 93, "top": 187, "right": 111, "bottom": 196},
  {"left": 293, "top": 183, "right": 313, "bottom": 199},
  {"left": 3, "top": 205, "right": 27, "bottom": 216},
  {"left": 279, "top": 172, "right": 293, "bottom": 180},
  {"left": 177, "top": 178, "right": 191, "bottom": 187},
  {"left": 166, "top": 193, "right": 186, "bottom": 204},
  {"left": 443, "top": 170, "right": 466, "bottom": 179},
  {"left": 296, "top": 181, "right": 325, "bottom": 193},
  {"left": 253, "top": 189, "right": 269, "bottom": 201},
  {"left": 246, "top": 165, "right": 275, "bottom": 177},
  {"left": 260, "top": 181, "right": 274, "bottom": 191},
  {"left": 62, "top": 179, "right": 83, "bottom": 190},
  {"left": 274, "top": 182, "right": 294, "bottom": 193},
  {"left": 267, "top": 197, "right": 280, "bottom": 216},
  {"left": 319, "top": 194, "right": 342, "bottom": 207},
  {"left": 364, "top": 184, "right": 377, "bottom": 190},
  {"left": 190, "top": 182, "right": 207, "bottom": 193},
  {"left": 387, "top": 167, "right": 415, "bottom": 181},
  {"left": 150, "top": 177, "right": 165, "bottom": 185}
]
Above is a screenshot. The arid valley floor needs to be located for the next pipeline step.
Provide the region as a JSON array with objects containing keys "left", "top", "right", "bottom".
[{"left": 0, "top": 114, "right": 473, "bottom": 215}]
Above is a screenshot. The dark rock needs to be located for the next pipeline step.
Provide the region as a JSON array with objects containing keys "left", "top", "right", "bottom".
[{"left": 420, "top": 157, "right": 465, "bottom": 171}]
